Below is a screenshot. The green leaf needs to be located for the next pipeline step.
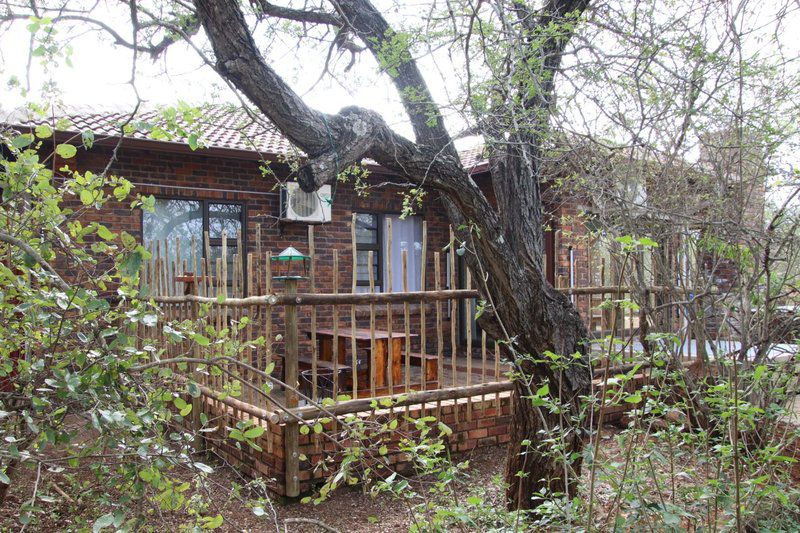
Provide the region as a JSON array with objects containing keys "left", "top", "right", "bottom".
[
  {"left": 93, "top": 513, "right": 115, "bottom": 532},
  {"left": 625, "top": 392, "right": 642, "bottom": 404},
  {"left": 244, "top": 426, "right": 265, "bottom": 439},
  {"left": 638, "top": 236, "right": 659, "bottom": 248},
  {"left": 34, "top": 124, "right": 52, "bottom": 139},
  {"left": 81, "top": 130, "right": 94, "bottom": 149},
  {"left": 10, "top": 134, "right": 34, "bottom": 149},
  {"left": 188, "top": 133, "right": 199, "bottom": 150},
  {"left": 204, "top": 514, "right": 223, "bottom": 529},
  {"left": 55, "top": 143, "right": 77, "bottom": 159},
  {"left": 120, "top": 250, "right": 143, "bottom": 277},
  {"left": 96, "top": 225, "right": 114, "bottom": 241},
  {"left": 79, "top": 189, "right": 94, "bottom": 206},
  {"left": 193, "top": 334, "right": 210, "bottom": 346}
]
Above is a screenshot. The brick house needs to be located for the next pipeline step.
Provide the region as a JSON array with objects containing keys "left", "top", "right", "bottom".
[{"left": 5, "top": 106, "right": 592, "bottom": 343}]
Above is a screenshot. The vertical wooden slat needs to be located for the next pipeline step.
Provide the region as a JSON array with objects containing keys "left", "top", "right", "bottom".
[
  {"left": 386, "top": 218, "right": 393, "bottom": 395},
  {"left": 164, "top": 239, "right": 171, "bottom": 296},
  {"left": 368, "top": 250, "right": 376, "bottom": 397},
  {"left": 434, "top": 252, "right": 443, "bottom": 419},
  {"left": 309, "top": 225, "right": 318, "bottom": 401},
  {"left": 403, "top": 250, "right": 411, "bottom": 394},
  {"left": 246, "top": 253, "right": 254, "bottom": 406},
  {"left": 174, "top": 236, "right": 181, "bottom": 295},
  {"left": 265, "top": 251, "right": 273, "bottom": 398},
  {"left": 233, "top": 253, "right": 239, "bottom": 300},
  {"left": 350, "top": 213, "right": 359, "bottom": 399},
  {"left": 255, "top": 224, "right": 263, "bottom": 297},
  {"left": 449, "top": 227, "right": 458, "bottom": 422},
  {"left": 237, "top": 230, "right": 243, "bottom": 297},
  {"left": 481, "top": 330, "right": 487, "bottom": 389},
  {"left": 222, "top": 233, "right": 229, "bottom": 394},
  {"left": 284, "top": 278, "right": 301, "bottom": 498},
  {"left": 420, "top": 221, "right": 427, "bottom": 392},
  {"left": 495, "top": 341, "right": 501, "bottom": 408},
  {"left": 155, "top": 240, "right": 162, "bottom": 296},
  {"left": 332, "top": 249, "right": 340, "bottom": 402},
  {"left": 466, "top": 268, "right": 472, "bottom": 420},
  {"left": 190, "top": 236, "right": 204, "bottom": 453},
  {"left": 449, "top": 227, "right": 457, "bottom": 387},
  {"left": 204, "top": 231, "right": 212, "bottom": 299}
]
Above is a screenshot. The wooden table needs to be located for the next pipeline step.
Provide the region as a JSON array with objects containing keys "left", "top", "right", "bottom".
[
  {"left": 175, "top": 273, "right": 215, "bottom": 295},
  {"left": 304, "top": 328, "right": 417, "bottom": 390}
]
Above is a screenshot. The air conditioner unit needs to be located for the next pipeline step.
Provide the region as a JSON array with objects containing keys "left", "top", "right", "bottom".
[{"left": 280, "top": 182, "right": 332, "bottom": 223}]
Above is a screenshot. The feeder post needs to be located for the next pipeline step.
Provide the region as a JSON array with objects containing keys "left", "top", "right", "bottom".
[{"left": 283, "top": 277, "right": 300, "bottom": 497}]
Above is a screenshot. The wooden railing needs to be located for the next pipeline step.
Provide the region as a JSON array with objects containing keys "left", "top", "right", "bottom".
[{"left": 139, "top": 220, "right": 706, "bottom": 415}]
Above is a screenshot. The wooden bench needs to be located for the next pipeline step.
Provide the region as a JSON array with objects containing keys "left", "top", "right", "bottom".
[{"left": 408, "top": 352, "right": 439, "bottom": 384}]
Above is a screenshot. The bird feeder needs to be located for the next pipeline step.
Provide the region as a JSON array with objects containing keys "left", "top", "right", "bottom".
[{"left": 271, "top": 246, "right": 310, "bottom": 281}]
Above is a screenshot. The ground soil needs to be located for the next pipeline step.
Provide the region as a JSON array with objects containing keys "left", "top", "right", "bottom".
[
  {"left": 4, "top": 416, "right": 800, "bottom": 532},
  {"left": 0, "top": 437, "right": 508, "bottom": 532}
]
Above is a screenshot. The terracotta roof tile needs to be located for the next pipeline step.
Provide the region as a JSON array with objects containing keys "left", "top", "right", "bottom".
[{"left": 5, "top": 104, "right": 489, "bottom": 170}]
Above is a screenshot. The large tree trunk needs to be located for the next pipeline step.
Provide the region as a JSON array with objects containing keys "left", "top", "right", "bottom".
[{"left": 504, "top": 298, "right": 589, "bottom": 509}]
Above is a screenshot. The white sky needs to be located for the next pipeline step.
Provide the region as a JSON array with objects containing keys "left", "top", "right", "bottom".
[
  {"left": 0, "top": 6, "right": 429, "bottom": 141},
  {"left": 0, "top": 0, "right": 798, "bottom": 183}
]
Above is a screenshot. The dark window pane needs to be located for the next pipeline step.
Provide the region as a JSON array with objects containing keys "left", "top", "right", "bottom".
[
  {"left": 355, "top": 213, "right": 378, "bottom": 244},
  {"left": 209, "top": 245, "right": 239, "bottom": 285},
  {"left": 209, "top": 203, "right": 243, "bottom": 239},
  {"left": 356, "top": 250, "right": 379, "bottom": 287},
  {"left": 143, "top": 199, "right": 202, "bottom": 273}
]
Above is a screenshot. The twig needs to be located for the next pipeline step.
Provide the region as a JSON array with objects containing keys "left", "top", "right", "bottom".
[
  {"left": 283, "top": 517, "right": 342, "bottom": 533},
  {"left": 49, "top": 481, "right": 74, "bottom": 504},
  {"left": 0, "top": 231, "right": 71, "bottom": 292}
]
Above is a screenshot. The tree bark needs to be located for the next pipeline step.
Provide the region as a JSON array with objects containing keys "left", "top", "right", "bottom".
[{"left": 192, "top": 0, "right": 593, "bottom": 510}]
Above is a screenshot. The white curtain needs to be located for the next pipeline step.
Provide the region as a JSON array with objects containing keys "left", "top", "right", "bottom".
[{"left": 383, "top": 215, "right": 423, "bottom": 292}]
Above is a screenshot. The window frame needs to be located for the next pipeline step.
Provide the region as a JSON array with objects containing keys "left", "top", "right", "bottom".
[
  {"left": 141, "top": 195, "right": 247, "bottom": 283},
  {"left": 353, "top": 211, "right": 383, "bottom": 291}
]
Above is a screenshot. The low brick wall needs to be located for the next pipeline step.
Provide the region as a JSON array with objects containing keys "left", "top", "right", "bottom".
[
  {"left": 197, "top": 373, "right": 649, "bottom": 497},
  {"left": 197, "top": 392, "right": 513, "bottom": 496}
]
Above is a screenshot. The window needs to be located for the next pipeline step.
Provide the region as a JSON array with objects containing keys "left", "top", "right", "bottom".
[
  {"left": 143, "top": 198, "right": 244, "bottom": 284},
  {"left": 354, "top": 213, "right": 423, "bottom": 292},
  {"left": 354, "top": 213, "right": 381, "bottom": 291}
]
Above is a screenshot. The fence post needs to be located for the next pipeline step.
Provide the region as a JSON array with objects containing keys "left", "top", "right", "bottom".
[{"left": 283, "top": 278, "right": 301, "bottom": 498}]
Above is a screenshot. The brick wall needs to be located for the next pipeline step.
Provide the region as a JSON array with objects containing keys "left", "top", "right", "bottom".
[
  {"left": 191, "top": 370, "right": 648, "bottom": 498},
  {"left": 200, "top": 392, "right": 514, "bottom": 496}
]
